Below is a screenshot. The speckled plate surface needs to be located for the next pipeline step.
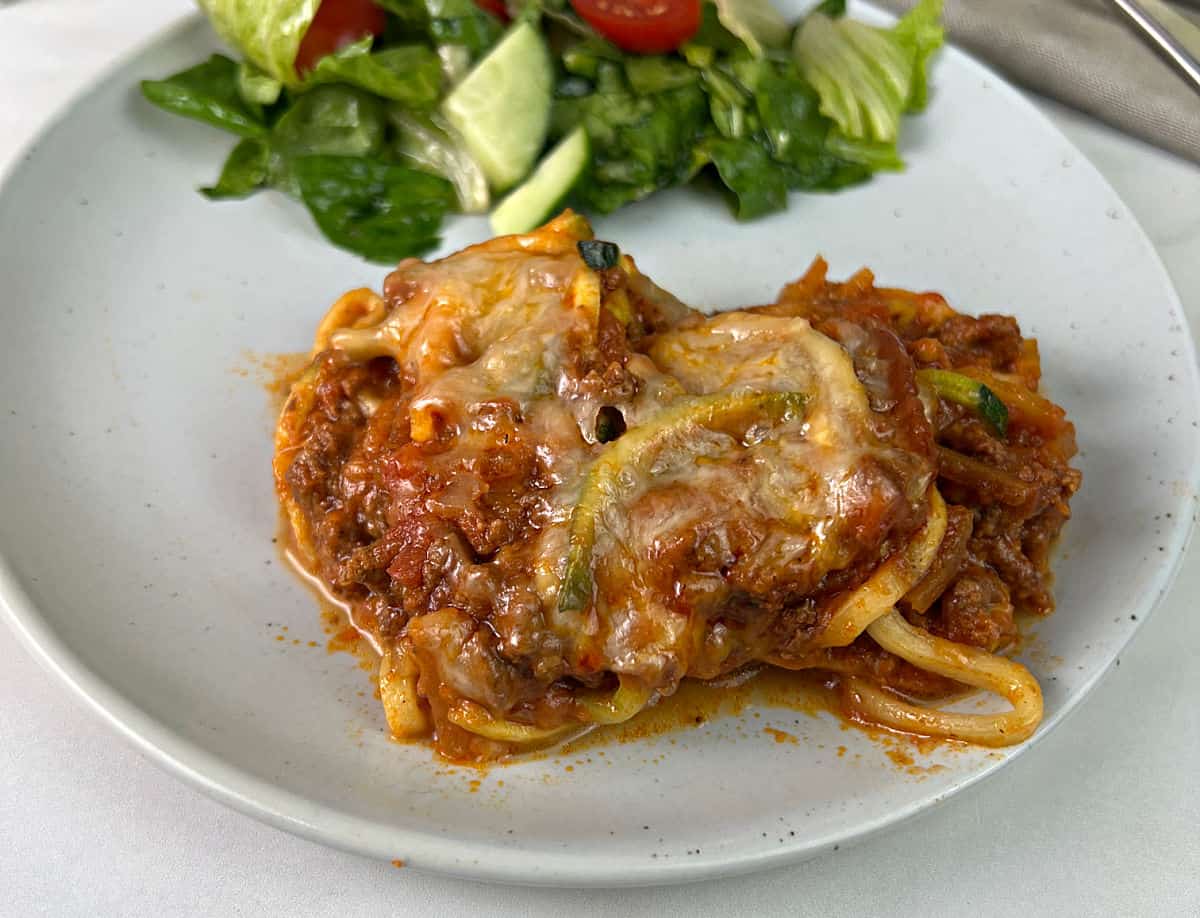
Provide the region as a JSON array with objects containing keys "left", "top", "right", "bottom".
[{"left": 1, "top": 2, "right": 1197, "bottom": 888}]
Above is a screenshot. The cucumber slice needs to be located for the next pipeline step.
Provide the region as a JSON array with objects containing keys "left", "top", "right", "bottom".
[
  {"left": 490, "top": 127, "right": 590, "bottom": 235},
  {"left": 442, "top": 23, "right": 553, "bottom": 192}
]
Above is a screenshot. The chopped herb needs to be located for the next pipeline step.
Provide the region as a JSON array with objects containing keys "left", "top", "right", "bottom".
[{"left": 578, "top": 239, "right": 620, "bottom": 269}]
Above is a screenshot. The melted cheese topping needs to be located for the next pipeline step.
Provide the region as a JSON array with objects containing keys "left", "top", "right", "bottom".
[
  {"left": 576, "top": 313, "right": 929, "bottom": 680},
  {"left": 282, "top": 213, "right": 932, "bottom": 716}
]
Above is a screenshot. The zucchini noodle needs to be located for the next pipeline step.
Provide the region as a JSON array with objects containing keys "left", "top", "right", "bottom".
[{"left": 558, "top": 389, "right": 808, "bottom": 616}]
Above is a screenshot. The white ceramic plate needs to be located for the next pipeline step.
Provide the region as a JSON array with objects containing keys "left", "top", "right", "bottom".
[{"left": 1, "top": 2, "right": 1197, "bottom": 888}]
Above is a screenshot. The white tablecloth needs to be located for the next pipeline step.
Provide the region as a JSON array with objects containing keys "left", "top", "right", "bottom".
[{"left": 2, "top": 3, "right": 1198, "bottom": 914}]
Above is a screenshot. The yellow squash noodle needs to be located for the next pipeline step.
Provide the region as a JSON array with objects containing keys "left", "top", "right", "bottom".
[
  {"left": 578, "top": 676, "right": 654, "bottom": 725},
  {"left": 447, "top": 701, "right": 580, "bottom": 744}
]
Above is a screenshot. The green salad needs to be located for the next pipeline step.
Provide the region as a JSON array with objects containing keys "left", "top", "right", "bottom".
[{"left": 141, "top": 0, "right": 943, "bottom": 262}]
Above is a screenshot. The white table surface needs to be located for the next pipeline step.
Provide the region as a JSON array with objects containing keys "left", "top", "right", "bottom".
[{"left": 2, "top": 2, "right": 1198, "bottom": 914}]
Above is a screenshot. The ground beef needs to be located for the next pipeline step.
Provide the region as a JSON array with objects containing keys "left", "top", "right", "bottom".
[{"left": 770, "top": 257, "right": 1080, "bottom": 656}]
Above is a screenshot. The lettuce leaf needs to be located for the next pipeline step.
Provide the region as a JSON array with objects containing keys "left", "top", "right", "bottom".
[
  {"left": 712, "top": 0, "right": 791, "bottom": 58},
  {"left": 682, "top": 3, "right": 744, "bottom": 61},
  {"left": 140, "top": 55, "right": 267, "bottom": 138},
  {"left": 237, "top": 60, "right": 283, "bottom": 106},
  {"left": 624, "top": 57, "right": 698, "bottom": 95},
  {"left": 751, "top": 61, "right": 827, "bottom": 164},
  {"left": 793, "top": 0, "right": 943, "bottom": 144},
  {"left": 202, "top": 138, "right": 272, "bottom": 198},
  {"left": 271, "top": 85, "right": 386, "bottom": 157},
  {"left": 892, "top": 0, "right": 944, "bottom": 112},
  {"left": 377, "top": 0, "right": 503, "bottom": 56},
  {"left": 424, "top": 0, "right": 505, "bottom": 52},
  {"left": 304, "top": 38, "right": 442, "bottom": 107},
  {"left": 196, "top": 0, "right": 322, "bottom": 87},
  {"left": 825, "top": 132, "right": 903, "bottom": 171},
  {"left": 390, "top": 109, "right": 490, "bottom": 213},
  {"left": 268, "top": 85, "right": 387, "bottom": 195},
  {"left": 704, "top": 137, "right": 788, "bottom": 219},
  {"left": 561, "top": 36, "right": 623, "bottom": 79},
  {"left": 553, "top": 77, "right": 708, "bottom": 214},
  {"left": 746, "top": 57, "right": 898, "bottom": 177},
  {"left": 292, "top": 156, "right": 456, "bottom": 262}
]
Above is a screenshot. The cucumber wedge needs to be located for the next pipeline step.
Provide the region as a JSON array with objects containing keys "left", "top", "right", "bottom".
[
  {"left": 441, "top": 23, "right": 553, "bottom": 192},
  {"left": 490, "top": 127, "right": 590, "bottom": 235}
]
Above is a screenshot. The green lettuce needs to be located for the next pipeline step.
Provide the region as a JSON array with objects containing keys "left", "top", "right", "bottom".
[
  {"left": 196, "top": 0, "right": 322, "bottom": 87},
  {"left": 202, "top": 138, "right": 271, "bottom": 198},
  {"left": 704, "top": 137, "right": 788, "bottom": 219},
  {"left": 712, "top": 0, "right": 791, "bottom": 58},
  {"left": 237, "top": 60, "right": 283, "bottom": 106},
  {"left": 793, "top": 0, "right": 943, "bottom": 143},
  {"left": 624, "top": 57, "right": 698, "bottom": 95},
  {"left": 196, "top": 84, "right": 392, "bottom": 203},
  {"left": 376, "top": 0, "right": 503, "bottom": 56},
  {"left": 683, "top": 3, "right": 745, "bottom": 59},
  {"left": 292, "top": 156, "right": 456, "bottom": 262},
  {"left": 751, "top": 61, "right": 890, "bottom": 180},
  {"left": 552, "top": 69, "right": 708, "bottom": 214},
  {"left": 268, "top": 85, "right": 387, "bottom": 194},
  {"left": 390, "top": 109, "right": 490, "bottom": 213},
  {"left": 892, "top": 0, "right": 945, "bottom": 111},
  {"left": 694, "top": 56, "right": 873, "bottom": 215},
  {"left": 304, "top": 38, "right": 442, "bottom": 106},
  {"left": 140, "top": 55, "right": 267, "bottom": 137},
  {"left": 271, "top": 85, "right": 386, "bottom": 158}
]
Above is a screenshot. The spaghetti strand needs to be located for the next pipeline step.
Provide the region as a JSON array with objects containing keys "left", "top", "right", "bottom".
[
  {"left": 817, "top": 488, "right": 949, "bottom": 648},
  {"left": 845, "top": 609, "right": 1044, "bottom": 745}
]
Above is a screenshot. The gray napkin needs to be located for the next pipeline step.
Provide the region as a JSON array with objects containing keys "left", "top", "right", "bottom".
[{"left": 876, "top": 0, "right": 1200, "bottom": 163}]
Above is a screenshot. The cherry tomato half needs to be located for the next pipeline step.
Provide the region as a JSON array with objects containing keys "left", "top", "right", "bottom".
[
  {"left": 569, "top": 0, "right": 701, "bottom": 54},
  {"left": 295, "top": 0, "right": 388, "bottom": 75},
  {"left": 473, "top": 0, "right": 511, "bottom": 20}
]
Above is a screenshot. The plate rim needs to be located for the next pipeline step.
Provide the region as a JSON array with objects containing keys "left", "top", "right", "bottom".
[{"left": 1, "top": 5, "right": 1198, "bottom": 888}]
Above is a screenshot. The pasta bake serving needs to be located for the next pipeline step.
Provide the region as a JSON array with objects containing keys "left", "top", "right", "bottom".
[{"left": 274, "top": 212, "right": 1079, "bottom": 762}]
